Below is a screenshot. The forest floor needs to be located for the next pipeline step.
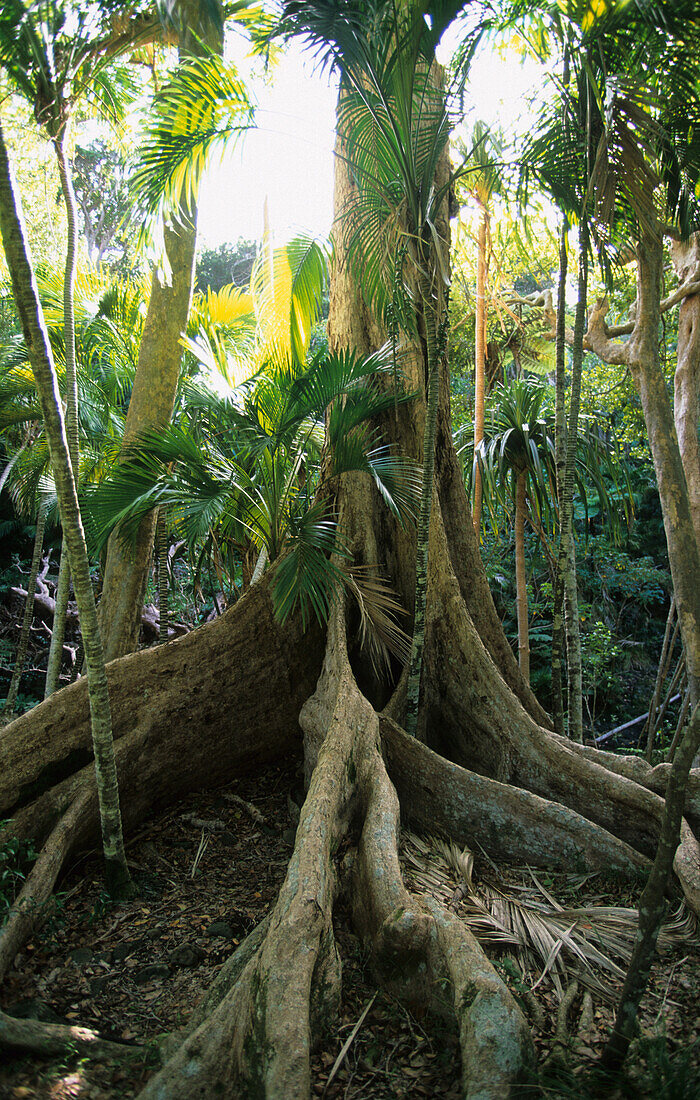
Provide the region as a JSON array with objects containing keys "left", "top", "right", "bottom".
[{"left": 1, "top": 756, "right": 699, "bottom": 1100}]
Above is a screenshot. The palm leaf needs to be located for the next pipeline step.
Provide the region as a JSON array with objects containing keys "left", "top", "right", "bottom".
[
  {"left": 402, "top": 831, "right": 697, "bottom": 1003},
  {"left": 130, "top": 52, "right": 254, "bottom": 242}
]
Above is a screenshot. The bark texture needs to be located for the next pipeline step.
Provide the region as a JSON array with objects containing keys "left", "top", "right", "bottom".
[
  {"left": 670, "top": 234, "right": 700, "bottom": 547},
  {"left": 3, "top": 74, "right": 700, "bottom": 1100}
]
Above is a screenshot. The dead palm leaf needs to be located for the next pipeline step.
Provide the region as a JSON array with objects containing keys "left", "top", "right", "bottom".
[{"left": 401, "top": 832, "right": 697, "bottom": 1002}]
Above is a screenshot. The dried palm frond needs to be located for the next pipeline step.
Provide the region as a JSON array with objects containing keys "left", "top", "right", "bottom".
[
  {"left": 346, "top": 564, "right": 410, "bottom": 677},
  {"left": 401, "top": 832, "right": 697, "bottom": 1002}
]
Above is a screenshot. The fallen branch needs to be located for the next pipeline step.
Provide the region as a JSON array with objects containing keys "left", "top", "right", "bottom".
[{"left": 0, "top": 1008, "right": 146, "bottom": 1060}]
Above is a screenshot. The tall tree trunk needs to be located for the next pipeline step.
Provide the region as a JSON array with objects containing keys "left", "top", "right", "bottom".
[
  {"left": 551, "top": 220, "right": 568, "bottom": 734},
  {"left": 98, "top": 1, "right": 222, "bottom": 661},
  {"left": 669, "top": 234, "right": 700, "bottom": 548},
  {"left": 2, "top": 505, "right": 47, "bottom": 719},
  {"left": 587, "top": 230, "right": 700, "bottom": 714},
  {"left": 514, "top": 468, "right": 529, "bottom": 681},
  {"left": 4, "top": 88, "right": 700, "bottom": 1096},
  {"left": 471, "top": 202, "right": 487, "bottom": 536},
  {"left": 556, "top": 218, "right": 587, "bottom": 742},
  {"left": 405, "top": 269, "right": 443, "bottom": 738},
  {"left": 45, "top": 130, "right": 80, "bottom": 696},
  {"left": 0, "top": 119, "right": 130, "bottom": 895}
]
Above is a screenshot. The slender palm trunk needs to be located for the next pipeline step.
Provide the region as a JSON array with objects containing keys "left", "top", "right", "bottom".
[
  {"left": 642, "top": 597, "right": 676, "bottom": 757},
  {"left": 514, "top": 469, "right": 529, "bottom": 682},
  {"left": 2, "top": 504, "right": 47, "bottom": 718},
  {"left": 556, "top": 218, "right": 587, "bottom": 741},
  {"left": 551, "top": 220, "right": 568, "bottom": 734},
  {"left": 0, "top": 120, "right": 130, "bottom": 895},
  {"left": 472, "top": 203, "right": 487, "bottom": 536},
  {"left": 405, "top": 277, "right": 441, "bottom": 739},
  {"left": 157, "top": 508, "right": 169, "bottom": 644},
  {"left": 45, "top": 128, "right": 80, "bottom": 697}
]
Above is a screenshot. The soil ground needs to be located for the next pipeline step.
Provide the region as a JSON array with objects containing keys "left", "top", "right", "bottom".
[{"left": 1, "top": 758, "right": 699, "bottom": 1099}]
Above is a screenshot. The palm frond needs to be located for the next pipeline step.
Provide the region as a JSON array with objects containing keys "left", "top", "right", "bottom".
[
  {"left": 402, "top": 831, "right": 697, "bottom": 1002},
  {"left": 130, "top": 52, "right": 254, "bottom": 240},
  {"left": 346, "top": 563, "right": 410, "bottom": 676}
]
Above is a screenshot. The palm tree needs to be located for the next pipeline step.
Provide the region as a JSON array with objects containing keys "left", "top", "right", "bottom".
[
  {"left": 85, "top": 346, "right": 419, "bottom": 639},
  {"left": 0, "top": 0, "right": 143, "bottom": 691},
  {"left": 279, "top": 0, "right": 483, "bottom": 736},
  {"left": 455, "top": 123, "right": 504, "bottom": 536},
  {"left": 467, "top": 377, "right": 630, "bottom": 686},
  {"left": 510, "top": 0, "right": 700, "bottom": 1065},
  {"left": 0, "top": 117, "right": 130, "bottom": 894},
  {"left": 1, "top": 265, "right": 142, "bottom": 689}
]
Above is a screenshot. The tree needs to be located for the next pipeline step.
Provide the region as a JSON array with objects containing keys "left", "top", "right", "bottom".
[
  {"left": 97, "top": 1, "right": 256, "bottom": 660},
  {"left": 456, "top": 122, "right": 503, "bottom": 536},
  {"left": 2, "top": 3, "right": 700, "bottom": 1094},
  {"left": 0, "top": 0, "right": 138, "bottom": 694},
  {"left": 469, "top": 376, "right": 631, "bottom": 688},
  {"left": 0, "top": 117, "right": 130, "bottom": 900},
  {"left": 196, "top": 238, "right": 258, "bottom": 291},
  {"left": 72, "top": 138, "right": 135, "bottom": 269}
]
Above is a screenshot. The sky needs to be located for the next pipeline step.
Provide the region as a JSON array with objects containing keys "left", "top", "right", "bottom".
[{"left": 198, "top": 35, "right": 546, "bottom": 249}]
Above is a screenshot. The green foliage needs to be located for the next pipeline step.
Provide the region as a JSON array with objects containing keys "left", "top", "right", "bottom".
[
  {"left": 0, "top": 824, "right": 36, "bottom": 924},
  {"left": 130, "top": 53, "right": 254, "bottom": 247},
  {"left": 84, "top": 345, "right": 419, "bottom": 628},
  {"left": 196, "top": 239, "right": 258, "bottom": 292}
]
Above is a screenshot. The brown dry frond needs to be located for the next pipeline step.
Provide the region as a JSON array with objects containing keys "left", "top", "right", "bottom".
[
  {"left": 401, "top": 832, "right": 697, "bottom": 1002},
  {"left": 346, "top": 564, "right": 410, "bottom": 677}
]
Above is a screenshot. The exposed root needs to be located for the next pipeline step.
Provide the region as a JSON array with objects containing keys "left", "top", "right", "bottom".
[
  {"left": 0, "top": 1008, "right": 145, "bottom": 1060},
  {"left": 0, "top": 583, "right": 322, "bottom": 987},
  {"left": 382, "top": 717, "right": 649, "bottom": 877},
  {"left": 0, "top": 787, "right": 93, "bottom": 983},
  {"left": 564, "top": 741, "right": 700, "bottom": 833},
  {"left": 411, "top": 516, "right": 700, "bottom": 913},
  {"left": 0, "top": 580, "right": 322, "bottom": 818},
  {"left": 136, "top": 598, "right": 531, "bottom": 1099}
]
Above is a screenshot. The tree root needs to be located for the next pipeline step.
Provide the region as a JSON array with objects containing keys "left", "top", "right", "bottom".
[
  {"left": 381, "top": 716, "right": 649, "bottom": 877},
  {"left": 409, "top": 516, "right": 700, "bottom": 914},
  {"left": 0, "top": 1008, "right": 145, "bottom": 1060},
  {"left": 0, "top": 582, "right": 322, "bottom": 994},
  {"left": 0, "top": 788, "right": 93, "bottom": 983},
  {"left": 135, "top": 599, "right": 531, "bottom": 1099},
  {"left": 0, "top": 580, "right": 323, "bottom": 818}
]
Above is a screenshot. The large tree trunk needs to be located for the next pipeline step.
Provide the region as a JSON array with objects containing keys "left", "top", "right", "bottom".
[
  {"left": 514, "top": 468, "right": 529, "bottom": 681},
  {"left": 98, "top": 0, "right": 221, "bottom": 661},
  {"left": 45, "top": 127, "right": 80, "bottom": 698},
  {"left": 471, "top": 202, "right": 487, "bottom": 534}
]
